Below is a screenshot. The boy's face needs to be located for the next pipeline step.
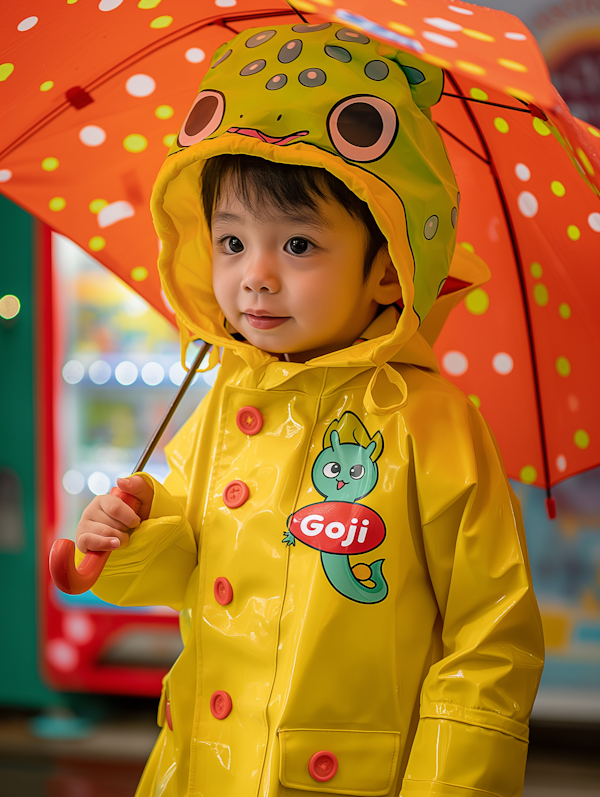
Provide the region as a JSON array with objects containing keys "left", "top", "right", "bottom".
[{"left": 211, "top": 183, "right": 400, "bottom": 362}]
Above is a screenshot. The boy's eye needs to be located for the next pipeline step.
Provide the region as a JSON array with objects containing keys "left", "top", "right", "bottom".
[
  {"left": 225, "top": 237, "right": 244, "bottom": 254},
  {"left": 323, "top": 462, "right": 341, "bottom": 478},
  {"left": 285, "top": 237, "right": 312, "bottom": 255}
]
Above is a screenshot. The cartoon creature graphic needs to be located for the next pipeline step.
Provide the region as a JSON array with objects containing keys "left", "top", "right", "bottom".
[{"left": 283, "top": 413, "right": 388, "bottom": 604}]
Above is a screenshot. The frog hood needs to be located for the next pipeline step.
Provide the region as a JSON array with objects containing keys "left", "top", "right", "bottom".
[{"left": 151, "top": 21, "right": 488, "bottom": 375}]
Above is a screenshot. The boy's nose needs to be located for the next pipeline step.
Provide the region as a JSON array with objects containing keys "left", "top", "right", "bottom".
[{"left": 241, "top": 254, "right": 280, "bottom": 293}]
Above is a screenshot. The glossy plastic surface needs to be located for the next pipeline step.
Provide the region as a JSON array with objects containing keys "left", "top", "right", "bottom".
[{"left": 49, "top": 487, "right": 141, "bottom": 595}]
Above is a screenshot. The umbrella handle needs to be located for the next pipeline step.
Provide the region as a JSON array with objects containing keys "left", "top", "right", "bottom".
[{"left": 49, "top": 488, "right": 141, "bottom": 595}]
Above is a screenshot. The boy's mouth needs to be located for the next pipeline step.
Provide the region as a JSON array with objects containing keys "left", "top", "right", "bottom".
[
  {"left": 243, "top": 312, "right": 289, "bottom": 330},
  {"left": 228, "top": 127, "right": 309, "bottom": 146}
]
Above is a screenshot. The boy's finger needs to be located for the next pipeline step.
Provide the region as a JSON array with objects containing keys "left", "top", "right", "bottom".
[
  {"left": 99, "top": 494, "right": 141, "bottom": 530},
  {"left": 77, "top": 526, "right": 130, "bottom": 553}
]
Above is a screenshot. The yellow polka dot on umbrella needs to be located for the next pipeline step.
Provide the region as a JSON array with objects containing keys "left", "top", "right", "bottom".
[
  {"left": 89, "top": 198, "right": 108, "bottom": 214},
  {"left": 138, "top": 0, "right": 162, "bottom": 7},
  {"left": 40, "top": 80, "right": 54, "bottom": 92},
  {"left": 588, "top": 126, "right": 600, "bottom": 138},
  {"left": 293, "top": 0, "right": 317, "bottom": 9},
  {"left": 498, "top": 58, "right": 527, "bottom": 72},
  {"left": 461, "top": 242, "right": 475, "bottom": 253},
  {"left": 49, "top": 197, "right": 66, "bottom": 211},
  {"left": 42, "top": 157, "right": 59, "bottom": 171},
  {"left": 464, "top": 29, "right": 495, "bottom": 42},
  {"left": 567, "top": 225, "right": 580, "bottom": 241},
  {"left": 465, "top": 288, "right": 489, "bottom": 315},
  {"left": 468, "top": 394, "right": 481, "bottom": 408},
  {"left": 470, "top": 87, "right": 488, "bottom": 101},
  {"left": 421, "top": 54, "right": 452, "bottom": 69},
  {"left": 131, "top": 266, "right": 148, "bottom": 281},
  {"left": 530, "top": 262, "right": 543, "bottom": 278},
  {"left": 533, "top": 118, "right": 550, "bottom": 136},
  {"left": 494, "top": 117, "right": 509, "bottom": 133},
  {"left": 533, "top": 283, "right": 548, "bottom": 306},
  {"left": 556, "top": 356, "right": 571, "bottom": 377},
  {"left": 387, "top": 22, "right": 414, "bottom": 35},
  {"left": 505, "top": 87, "right": 534, "bottom": 103},
  {"left": 155, "top": 105, "right": 174, "bottom": 119},
  {"left": 89, "top": 236, "right": 105, "bottom": 252},
  {"left": 559, "top": 303, "right": 571, "bottom": 319},
  {"left": 0, "top": 63, "right": 15, "bottom": 82},
  {"left": 457, "top": 61, "right": 486, "bottom": 76},
  {"left": 576, "top": 148, "right": 594, "bottom": 176},
  {"left": 163, "top": 134, "right": 176, "bottom": 147},
  {"left": 551, "top": 181, "right": 565, "bottom": 197},
  {"left": 123, "top": 134, "right": 148, "bottom": 153},
  {"left": 519, "top": 465, "right": 537, "bottom": 484},
  {"left": 150, "top": 15, "right": 172, "bottom": 28},
  {"left": 574, "top": 429, "right": 590, "bottom": 449}
]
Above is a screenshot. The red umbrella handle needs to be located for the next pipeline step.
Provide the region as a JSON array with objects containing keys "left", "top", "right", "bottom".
[{"left": 49, "top": 488, "right": 141, "bottom": 595}]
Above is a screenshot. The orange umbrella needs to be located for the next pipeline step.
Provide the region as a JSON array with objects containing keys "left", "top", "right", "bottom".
[{"left": 1, "top": 0, "right": 599, "bottom": 509}]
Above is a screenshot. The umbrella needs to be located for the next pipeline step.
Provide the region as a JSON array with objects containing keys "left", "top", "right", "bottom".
[{"left": 1, "top": 0, "right": 599, "bottom": 507}]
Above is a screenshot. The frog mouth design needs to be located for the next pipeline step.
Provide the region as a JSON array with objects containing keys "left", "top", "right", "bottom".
[{"left": 227, "top": 127, "right": 309, "bottom": 146}]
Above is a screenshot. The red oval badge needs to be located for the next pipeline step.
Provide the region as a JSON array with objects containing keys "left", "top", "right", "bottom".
[{"left": 288, "top": 502, "right": 385, "bottom": 555}]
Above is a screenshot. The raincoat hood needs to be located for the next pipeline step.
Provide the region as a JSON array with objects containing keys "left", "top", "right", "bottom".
[{"left": 151, "top": 21, "right": 489, "bottom": 373}]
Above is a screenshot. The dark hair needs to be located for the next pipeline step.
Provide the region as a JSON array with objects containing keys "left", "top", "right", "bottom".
[{"left": 201, "top": 154, "right": 386, "bottom": 279}]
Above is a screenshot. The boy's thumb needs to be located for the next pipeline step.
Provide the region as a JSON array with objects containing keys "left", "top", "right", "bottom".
[{"left": 116, "top": 475, "right": 153, "bottom": 501}]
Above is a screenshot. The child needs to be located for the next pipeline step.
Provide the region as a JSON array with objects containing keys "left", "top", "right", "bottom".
[{"left": 76, "top": 22, "right": 544, "bottom": 797}]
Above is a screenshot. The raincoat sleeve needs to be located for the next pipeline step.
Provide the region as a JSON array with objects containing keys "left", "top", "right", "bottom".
[
  {"left": 88, "top": 401, "right": 206, "bottom": 611},
  {"left": 402, "top": 397, "right": 544, "bottom": 797}
]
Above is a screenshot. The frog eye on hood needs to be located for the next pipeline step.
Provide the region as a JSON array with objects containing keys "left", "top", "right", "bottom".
[
  {"left": 178, "top": 90, "right": 225, "bottom": 148},
  {"left": 327, "top": 95, "right": 398, "bottom": 163}
]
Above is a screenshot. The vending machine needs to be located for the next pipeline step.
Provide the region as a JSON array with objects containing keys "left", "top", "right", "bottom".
[{"left": 41, "top": 230, "right": 215, "bottom": 695}]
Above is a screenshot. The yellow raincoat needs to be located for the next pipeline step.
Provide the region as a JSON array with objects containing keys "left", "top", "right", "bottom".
[{"left": 91, "top": 22, "right": 544, "bottom": 797}]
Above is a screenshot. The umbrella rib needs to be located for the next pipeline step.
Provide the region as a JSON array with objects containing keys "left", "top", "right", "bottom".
[
  {"left": 0, "top": 8, "right": 297, "bottom": 162},
  {"left": 436, "top": 123, "right": 490, "bottom": 165},
  {"left": 445, "top": 72, "right": 553, "bottom": 497},
  {"left": 287, "top": 1, "right": 309, "bottom": 23},
  {"left": 442, "top": 93, "right": 531, "bottom": 114}
]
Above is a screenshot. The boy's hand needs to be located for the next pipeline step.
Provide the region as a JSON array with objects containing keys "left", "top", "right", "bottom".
[{"left": 76, "top": 475, "right": 154, "bottom": 554}]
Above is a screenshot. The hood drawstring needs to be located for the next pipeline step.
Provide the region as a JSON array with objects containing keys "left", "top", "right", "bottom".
[
  {"left": 364, "top": 362, "right": 408, "bottom": 416},
  {"left": 179, "top": 322, "right": 221, "bottom": 374}
]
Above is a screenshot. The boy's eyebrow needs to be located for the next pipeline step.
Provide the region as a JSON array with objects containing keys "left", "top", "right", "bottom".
[
  {"left": 212, "top": 211, "right": 243, "bottom": 226},
  {"left": 212, "top": 207, "right": 331, "bottom": 231}
]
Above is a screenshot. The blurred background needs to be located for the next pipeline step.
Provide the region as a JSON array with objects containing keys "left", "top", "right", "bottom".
[{"left": 1, "top": 0, "right": 599, "bottom": 795}]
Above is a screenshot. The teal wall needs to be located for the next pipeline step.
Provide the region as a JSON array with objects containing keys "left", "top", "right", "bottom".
[{"left": 0, "top": 196, "right": 60, "bottom": 707}]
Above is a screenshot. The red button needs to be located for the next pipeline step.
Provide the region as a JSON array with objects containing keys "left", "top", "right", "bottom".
[
  {"left": 236, "top": 406, "right": 263, "bottom": 435},
  {"left": 165, "top": 698, "right": 173, "bottom": 731},
  {"left": 214, "top": 577, "right": 233, "bottom": 606},
  {"left": 308, "top": 751, "right": 338, "bottom": 783},
  {"left": 223, "top": 480, "right": 249, "bottom": 508},
  {"left": 210, "top": 690, "right": 232, "bottom": 720}
]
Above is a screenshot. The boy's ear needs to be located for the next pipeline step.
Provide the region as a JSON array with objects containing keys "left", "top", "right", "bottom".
[{"left": 371, "top": 246, "right": 402, "bottom": 306}]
